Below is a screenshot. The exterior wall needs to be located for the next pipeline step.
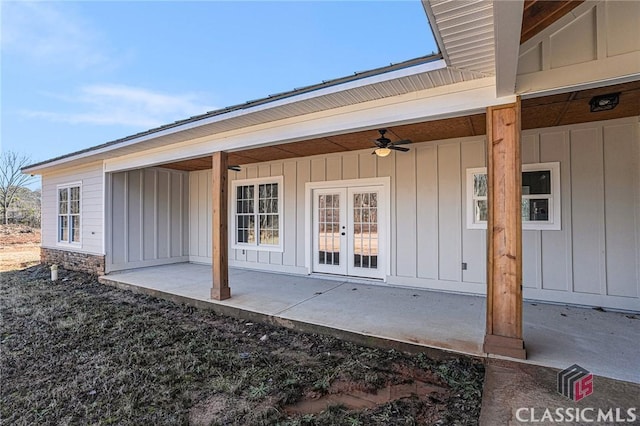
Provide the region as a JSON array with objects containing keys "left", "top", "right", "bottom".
[
  {"left": 107, "top": 168, "right": 189, "bottom": 272},
  {"left": 188, "top": 170, "right": 213, "bottom": 264},
  {"left": 41, "top": 160, "right": 104, "bottom": 255},
  {"left": 41, "top": 247, "right": 105, "bottom": 275},
  {"left": 520, "top": 118, "right": 640, "bottom": 311},
  {"left": 189, "top": 117, "right": 640, "bottom": 311},
  {"left": 517, "top": 1, "right": 640, "bottom": 93},
  {"left": 190, "top": 137, "right": 490, "bottom": 290}
]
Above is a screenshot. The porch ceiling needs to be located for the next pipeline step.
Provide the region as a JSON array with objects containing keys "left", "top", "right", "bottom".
[
  {"left": 161, "top": 114, "right": 486, "bottom": 171},
  {"left": 160, "top": 79, "right": 639, "bottom": 172}
]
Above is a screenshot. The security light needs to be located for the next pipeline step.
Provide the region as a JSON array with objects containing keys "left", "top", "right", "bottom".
[{"left": 589, "top": 93, "right": 619, "bottom": 112}]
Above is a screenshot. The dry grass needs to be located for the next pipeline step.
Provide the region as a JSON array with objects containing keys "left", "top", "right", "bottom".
[
  {"left": 0, "top": 224, "right": 41, "bottom": 272},
  {"left": 1, "top": 266, "right": 484, "bottom": 425}
]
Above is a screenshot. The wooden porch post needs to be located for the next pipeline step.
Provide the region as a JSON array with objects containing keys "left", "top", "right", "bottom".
[
  {"left": 483, "top": 98, "right": 526, "bottom": 359},
  {"left": 211, "top": 151, "right": 231, "bottom": 300}
]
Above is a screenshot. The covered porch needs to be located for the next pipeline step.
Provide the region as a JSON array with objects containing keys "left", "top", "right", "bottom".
[
  {"left": 98, "top": 263, "right": 640, "bottom": 384},
  {"left": 103, "top": 79, "right": 640, "bottom": 363}
]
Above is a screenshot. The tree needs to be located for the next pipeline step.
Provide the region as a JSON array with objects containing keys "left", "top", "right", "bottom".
[
  {"left": 7, "top": 186, "right": 41, "bottom": 227},
  {"left": 0, "top": 151, "right": 35, "bottom": 225}
]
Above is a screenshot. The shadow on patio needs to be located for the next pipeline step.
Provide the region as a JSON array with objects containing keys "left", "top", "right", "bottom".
[{"left": 99, "top": 263, "right": 639, "bottom": 384}]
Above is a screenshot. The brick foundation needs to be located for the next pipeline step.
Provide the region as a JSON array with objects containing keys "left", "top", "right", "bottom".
[{"left": 40, "top": 247, "right": 105, "bottom": 275}]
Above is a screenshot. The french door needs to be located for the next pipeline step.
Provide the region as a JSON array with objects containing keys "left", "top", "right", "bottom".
[{"left": 312, "top": 185, "right": 385, "bottom": 279}]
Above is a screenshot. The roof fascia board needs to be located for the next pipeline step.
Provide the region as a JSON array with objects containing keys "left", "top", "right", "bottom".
[
  {"left": 26, "top": 159, "right": 104, "bottom": 178},
  {"left": 104, "top": 78, "right": 514, "bottom": 173},
  {"left": 422, "top": 1, "right": 450, "bottom": 64},
  {"left": 23, "top": 59, "right": 446, "bottom": 174},
  {"left": 494, "top": 0, "right": 524, "bottom": 97}
]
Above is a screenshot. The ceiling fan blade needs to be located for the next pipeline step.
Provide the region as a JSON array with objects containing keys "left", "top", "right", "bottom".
[
  {"left": 390, "top": 146, "right": 410, "bottom": 152},
  {"left": 392, "top": 139, "right": 412, "bottom": 145}
]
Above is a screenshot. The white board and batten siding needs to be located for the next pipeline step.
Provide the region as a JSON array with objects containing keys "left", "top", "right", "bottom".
[
  {"left": 41, "top": 161, "right": 105, "bottom": 255},
  {"left": 188, "top": 117, "right": 640, "bottom": 311},
  {"left": 517, "top": 1, "right": 640, "bottom": 93},
  {"left": 107, "top": 168, "right": 189, "bottom": 272},
  {"left": 189, "top": 136, "right": 492, "bottom": 292},
  {"left": 189, "top": 137, "right": 485, "bottom": 293},
  {"left": 520, "top": 118, "right": 640, "bottom": 311}
]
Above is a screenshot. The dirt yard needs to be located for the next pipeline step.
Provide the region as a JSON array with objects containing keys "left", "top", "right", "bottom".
[
  {"left": 0, "top": 224, "right": 41, "bottom": 272},
  {"left": 1, "top": 263, "right": 484, "bottom": 425}
]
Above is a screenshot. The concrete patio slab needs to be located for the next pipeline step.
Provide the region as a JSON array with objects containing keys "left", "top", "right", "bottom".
[
  {"left": 278, "top": 282, "right": 485, "bottom": 355},
  {"left": 521, "top": 303, "right": 639, "bottom": 383},
  {"left": 99, "top": 263, "right": 640, "bottom": 384},
  {"left": 480, "top": 359, "right": 640, "bottom": 426},
  {"left": 216, "top": 269, "right": 347, "bottom": 315}
]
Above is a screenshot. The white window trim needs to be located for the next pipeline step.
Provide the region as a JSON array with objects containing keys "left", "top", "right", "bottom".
[
  {"left": 231, "top": 176, "right": 284, "bottom": 252},
  {"left": 56, "top": 182, "right": 82, "bottom": 246},
  {"left": 466, "top": 162, "right": 561, "bottom": 231}
]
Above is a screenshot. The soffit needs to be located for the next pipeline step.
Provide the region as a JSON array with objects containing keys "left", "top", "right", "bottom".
[
  {"left": 162, "top": 114, "right": 487, "bottom": 171},
  {"left": 424, "top": 0, "right": 587, "bottom": 81},
  {"left": 521, "top": 80, "right": 640, "bottom": 129},
  {"left": 109, "top": 65, "right": 485, "bottom": 156},
  {"left": 161, "top": 80, "right": 640, "bottom": 172},
  {"left": 423, "top": 0, "right": 496, "bottom": 75}
]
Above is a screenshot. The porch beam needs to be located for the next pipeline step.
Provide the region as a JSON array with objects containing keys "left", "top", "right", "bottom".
[
  {"left": 483, "top": 98, "right": 526, "bottom": 359},
  {"left": 211, "top": 151, "right": 231, "bottom": 300}
]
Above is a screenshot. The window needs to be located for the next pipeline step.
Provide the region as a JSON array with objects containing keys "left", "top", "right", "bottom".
[
  {"left": 466, "top": 162, "right": 561, "bottom": 230},
  {"left": 58, "top": 184, "right": 81, "bottom": 244},
  {"left": 232, "top": 177, "right": 283, "bottom": 250}
]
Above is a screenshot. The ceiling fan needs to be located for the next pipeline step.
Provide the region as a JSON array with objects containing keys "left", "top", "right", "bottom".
[{"left": 371, "top": 129, "right": 411, "bottom": 157}]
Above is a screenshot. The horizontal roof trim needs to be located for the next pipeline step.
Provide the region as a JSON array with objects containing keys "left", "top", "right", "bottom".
[{"left": 24, "top": 54, "right": 445, "bottom": 173}]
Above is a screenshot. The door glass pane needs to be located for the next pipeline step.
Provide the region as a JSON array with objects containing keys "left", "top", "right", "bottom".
[
  {"left": 353, "top": 191, "right": 378, "bottom": 269},
  {"left": 318, "top": 193, "right": 340, "bottom": 265}
]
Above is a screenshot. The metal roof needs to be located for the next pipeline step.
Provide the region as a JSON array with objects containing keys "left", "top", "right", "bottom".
[{"left": 24, "top": 53, "right": 490, "bottom": 173}]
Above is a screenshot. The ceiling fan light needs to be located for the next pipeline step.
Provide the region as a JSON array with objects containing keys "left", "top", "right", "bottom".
[{"left": 374, "top": 147, "right": 391, "bottom": 157}]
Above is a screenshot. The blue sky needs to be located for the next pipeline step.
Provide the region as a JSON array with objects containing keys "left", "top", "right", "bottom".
[{"left": 1, "top": 1, "right": 437, "bottom": 171}]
